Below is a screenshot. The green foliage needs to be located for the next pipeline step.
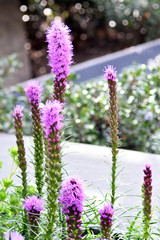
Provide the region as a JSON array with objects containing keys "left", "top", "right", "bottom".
[
  {"left": 1, "top": 56, "right": 160, "bottom": 153},
  {"left": 0, "top": 54, "right": 22, "bottom": 133},
  {"left": 0, "top": 149, "right": 22, "bottom": 235},
  {"left": 118, "top": 62, "right": 160, "bottom": 152},
  {"left": 0, "top": 53, "right": 22, "bottom": 86},
  {"left": 9, "top": 146, "right": 19, "bottom": 166},
  {"left": 0, "top": 147, "right": 37, "bottom": 237},
  {"left": 64, "top": 61, "right": 160, "bottom": 153}
]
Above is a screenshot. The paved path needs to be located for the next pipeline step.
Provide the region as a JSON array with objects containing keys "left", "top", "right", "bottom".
[
  {"left": 71, "top": 38, "right": 160, "bottom": 82},
  {"left": 1, "top": 133, "right": 160, "bottom": 209}
]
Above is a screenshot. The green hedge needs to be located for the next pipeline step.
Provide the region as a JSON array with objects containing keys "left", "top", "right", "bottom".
[{"left": 1, "top": 55, "right": 160, "bottom": 153}]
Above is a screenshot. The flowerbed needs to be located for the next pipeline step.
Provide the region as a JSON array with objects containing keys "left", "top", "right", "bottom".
[{"left": 0, "top": 18, "right": 159, "bottom": 240}]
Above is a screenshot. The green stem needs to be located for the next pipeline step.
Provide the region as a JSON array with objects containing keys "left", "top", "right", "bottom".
[
  {"left": 9, "top": 160, "right": 14, "bottom": 179},
  {"left": 53, "top": 77, "right": 66, "bottom": 103},
  {"left": 14, "top": 113, "right": 28, "bottom": 236},
  {"left": 10, "top": 166, "right": 19, "bottom": 178},
  {"left": 108, "top": 79, "right": 119, "bottom": 207},
  {"left": 45, "top": 129, "right": 61, "bottom": 239},
  {"left": 31, "top": 104, "right": 44, "bottom": 196}
]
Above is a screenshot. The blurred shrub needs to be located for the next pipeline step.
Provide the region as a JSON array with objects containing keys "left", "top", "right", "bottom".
[
  {"left": 0, "top": 53, "right": 22, "bottom": 86},
  {"left": 1, "top": 55, "right": 160, "bottom": 153},
  {"left": 118, "top": 62, "right": 160, "bottom": 152},
  {"left": 64, "top": 63, "right": 160, "bottom": 153},
  {"left": 95, "top": 0, "right": 160, "bottom": 41},
  {"left": 0, "top": 54, "right": 22, "bottom": 131},
  {"left": 20, "top": 0, "right": 160, "bottom": 77}
]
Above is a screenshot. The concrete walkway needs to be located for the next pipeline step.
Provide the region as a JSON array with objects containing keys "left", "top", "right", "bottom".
[
  {"left": 0, "top": 133, "right": 160, "bottom": 210},
  {"left": 72, "top": 38, "right": 160, "bottom": 83}
]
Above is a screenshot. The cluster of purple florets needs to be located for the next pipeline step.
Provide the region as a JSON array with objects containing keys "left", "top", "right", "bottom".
[
  {"left": 99, "top": 204, "right": 114, "bottom": 225},
  {"left": 46, "top": 18, "right": 73, "bottom": 81},
  {"left": 104, "top": 65, "right": 117, "bottom": 82},
  {"left": 41, "top": 99, "right": 63, "bottom": 137},
  {"left": 99, "top": 204, "right": 114, "bottom": 239},
  {"left": 59, "top": 177, "right": 85, "bottom": 214},
  {"left": 143, "top": 164, "right": 152, "bottom": 220},
  {"left": 23, "top": 195, "right": 44, "bottom": 213},
  {"left": 24, "top": 80, "right": 43, "bottom": 106},
  {"left": 13, "top": 105, "right": 24, "bottom": 120},
  {"left": 59, "top": 177, "right": 85, "bottom": 239},
  {"left": 23, "top": 195, "right": 44, "bottom": 225},
  {"left": 4, "top": 231, "right": 24, "bottom": 240}
]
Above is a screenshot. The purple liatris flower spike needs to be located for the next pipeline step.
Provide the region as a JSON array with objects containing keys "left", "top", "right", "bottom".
[
  {"left": 42, "top": 99, "right": 63, "bottom": 138},
  {"left": 41, "top": 99, "right": 63, "bottom": 238},
  {"left": 23, "top": 195, "right": 44, "bottom": 212},
  {"left": 23, "top": 195, "right": 44, "bottom": 239},
  {"left": 13, "top": 105, "right": 24, "bottom": 119},
  {"left": 25, "top": 80, "right": 44, "bottom": 196},
  {"left": 59, "top": 177, "right": 85, "bottom": 240},
  {"left": 104, "top": 65, "right": 117, "bottom": 82},
  {"left": 46, "top": 18, "right": 73, "bottom": 103},
  {"left": 24, "top": 80, "right": 43, "bottom": 106},
  {"left": 104, "top": 65, "right": 119, "bottom": 207},
  {"left": 4, "top": 231, "right": 25, "bottom": 240},
  {"left": 99, "top": 204, "right": 114, "bottom": 240},
  {"left": 142, "top": 164, "right": 152, "bottom": 239}
]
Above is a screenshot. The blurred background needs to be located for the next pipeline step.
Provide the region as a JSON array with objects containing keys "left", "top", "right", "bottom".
[
  {"left": 1, "top": 0, "right": 160, "bottom": 153},
  {"left": 1, "top": 0, "right": 160, "bottom": 84}
]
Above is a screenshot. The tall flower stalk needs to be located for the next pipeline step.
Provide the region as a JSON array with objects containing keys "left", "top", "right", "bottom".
[
  {"left": 25, "top": 80, "right": 44, "bottom": 196},
  {"left": 46, "top": 19, "right": 73, "bottom": 239},
  {"left": 59, "top": 177, "right": 85, "bottom": 240},
  {"left": 99, "top": 204, "right": 114, "bottom": 240},
  {"left": 13, "top": 105, "right": 27, "bottom": 199},
  {"left": 41, "top": 99, "right": 63, "bottom": 238},
  {"left": 23, "top": 195, "right": 44, "bottom": 239},
  {"left": 104, "top": 65, "right": 119, "bottom": 207},
  {"left": 142, "top": 164, "right": 152, "bottom": 240},
  {"left": 46, "top": 18, "right": 73, "bottom": 103},
  {"left": 13, "top": 105, "right": 28, "bottom": 237}
]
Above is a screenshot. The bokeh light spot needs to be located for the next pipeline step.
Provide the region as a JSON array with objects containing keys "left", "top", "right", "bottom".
[
  {"left": 20, "top": 5, "right": 27, "bottom": 12},
  {"left": 43, "top": 8, "right": 52, "bottom": 16},
  {"left": 22, "top": 15, "right": 30, "bottom": 22},
  {"left": 109, "top": 20, "right": 116, "bottom": 28}
]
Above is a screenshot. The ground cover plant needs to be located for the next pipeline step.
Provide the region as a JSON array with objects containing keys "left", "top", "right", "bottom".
[{"left": 1, "top": 18, "right": 160, "bottom": 240}]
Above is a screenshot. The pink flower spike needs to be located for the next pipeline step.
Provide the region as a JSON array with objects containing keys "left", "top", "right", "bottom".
[
  {"left": 59, "top": 176, "right": 85, "bottom": 214},
  {"left": 23, "top": 195, "right": 45, "bottom": 212},
  {"left": 41, "top": 99, "right": 63, "bottom": 137},
  {"left": 13, "top": 105, "right": 24, "bottom": 119},
  {"left": 99, "top": 204, "right": 114, "bottom": 239},
  {"left": 59, "top": 177, "right": 85, "bottom": 240},
  {"left": 99, "top": 204, "right": 114, "bottom": 218},
  {"left": 46, "top": 18, "right": 73, "bottom": 81},
  {"left": 24, "top": 80, "right": 43, "bottom": 105},
  {"left": 104, "top": 65, "right": 117, "bottom": 82},
  {"left": 145, "top": 164, "right": 151, "bottom": 169}
]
